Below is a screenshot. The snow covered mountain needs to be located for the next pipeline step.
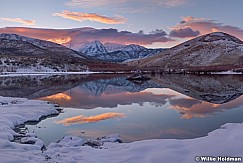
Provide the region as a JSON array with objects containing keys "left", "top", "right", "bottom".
[
  {"left": 104, "top": 43, "right": 146, "bottom": 52},
  {"left": 79, "top": 40, "right": 108, "bottom": 56},
  {"left": 79, "top": 41, "right": 164, "bottom": 62},
  {"left": 0, "top": 33, "right": 85, "bottom": 58},
  {"left": 127, "top": 32, "right": 243, "bottom": 70},
  {"left": 103, "top": 43, "right": 126, "bottom": 52},
  {"left": 0, "top": 33, "right": 131, "bottom": 72},
  {"left": 0, "top": 33, "right": 93, "bottom": 72}
]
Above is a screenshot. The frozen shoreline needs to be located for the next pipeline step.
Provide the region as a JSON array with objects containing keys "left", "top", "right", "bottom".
[
  {"left": 0, "top": 70, "right": 242, "bottom": 77},
  {"left": 0, "top": 96, "right": 243, "bottom": 163},
  {"left": 0, "top": 71, "right": 102, "bottom": 77},
  {"left": 0, "top": 71, "right": 130, "bottom": 77}
]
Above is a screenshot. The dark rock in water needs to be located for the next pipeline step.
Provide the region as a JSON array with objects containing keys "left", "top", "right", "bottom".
[
  {"left": 97, "top": 133, "right": 123, "bottom": 143},
  {"left": 126, "top": 73, "right": 151, "bottom": 81},
  {"left": 83, "top": 140, "right": 104, "bottom": 148}
]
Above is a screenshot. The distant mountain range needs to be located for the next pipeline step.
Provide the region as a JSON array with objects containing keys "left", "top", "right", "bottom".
[
  {"left": 0, "top": 33, "right": 130, "bottom": 72},
  {"left": 0, "top": 32, "right": 243, "bottom": 73},
  {"left": 79, "top": 40, "right": 164, "bottom": 62},
  {"left": 127, "top": 32, "right": 243, "bottom": 72}
]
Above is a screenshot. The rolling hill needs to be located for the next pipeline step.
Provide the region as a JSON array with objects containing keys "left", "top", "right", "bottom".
[{"left": 127, "top": 32, "right": 243, "bottom": 72}]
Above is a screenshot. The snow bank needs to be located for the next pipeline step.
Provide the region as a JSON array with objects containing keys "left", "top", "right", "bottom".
[
  {"left": 211, "top": 70, "right": 243, "bottom": 74},
  {"left": 0, "top": 96, "right": 243, "bottom": 162},
  {"left": 0, "top": 71, "right": 102, "bottom": 77},
  {"left": 0, "top": 96, "right": 59, "bottom": 162}
]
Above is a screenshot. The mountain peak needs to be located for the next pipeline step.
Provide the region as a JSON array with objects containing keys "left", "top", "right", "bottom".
[
  {"left": 79, "top": 40, "right": 108, "bottom": 56},
  {"left": 103, "top": 42, "right": 125, "bottom": 52},
  {"left": 198, "top": 32, "right": 243, "bottom": 44},
  {"left": 124, "top": 44, "right": 146, "bottom": 51},
  {"left": 0, "top": 33, "right": 30, "bottom": 41},
  {"left": 93, "top": 40, "right": 102, "bottom": 44},
  {"left": 127, "top": 31, "right": 243, "bottom": 69},
  {"left": 79, "top": 40, "right": 164, "bottom": 62}
]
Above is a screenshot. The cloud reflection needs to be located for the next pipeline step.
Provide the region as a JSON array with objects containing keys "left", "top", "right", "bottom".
[
  {"left": 170, "top": 96, "right": 243, "bottom": 119},
  {"left": 43, "top": 93, "right": 71, "bottom": 101},
  {"left": 40, "top": 89, "right": 173, "bottom": 109},
  {"left": 56, "top": 112, "right": 126, "bottom": 126}
]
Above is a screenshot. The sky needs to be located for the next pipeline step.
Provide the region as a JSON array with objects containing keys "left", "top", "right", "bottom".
[{"left": 0, "top": 0, "right": 243, "bottom": 49}]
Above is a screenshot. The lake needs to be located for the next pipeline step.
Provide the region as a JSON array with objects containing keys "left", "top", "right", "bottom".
[{"left": 1, "top": 74, "right": 243, "bottom": 145}]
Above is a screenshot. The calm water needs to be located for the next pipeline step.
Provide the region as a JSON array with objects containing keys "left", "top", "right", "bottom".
[{"left": 1, "top": 74, "right": 243, "bottom": 145}]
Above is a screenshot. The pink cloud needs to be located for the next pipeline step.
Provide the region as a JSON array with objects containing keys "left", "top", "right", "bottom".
[
  {"left": 0, "top": 17, "right": 35, "bottom": 26},
  {"left": 174, "top": 16, "right": 243, "bottom": 40},
  {"left": 53, "top": 10, "right": 127, "bottom": 24},
  {"left": 170, "top": 26, "right": 200, "bottom": 38},
  {"left": 0, "top": 27, "right": 172, "bottom": 49}
]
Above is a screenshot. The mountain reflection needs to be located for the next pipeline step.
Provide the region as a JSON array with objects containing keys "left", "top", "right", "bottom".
[
  {"left": 151, "top": 74, "right": 243, "bottom": 104},
  {"left": 0, "top": 74, "right": 243, "bottom": 111}
]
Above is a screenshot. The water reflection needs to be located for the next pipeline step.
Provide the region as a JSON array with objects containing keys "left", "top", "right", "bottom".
[
  {"left": 1, "top": 74, "right": 242, "bottom": 104},
  {"left": 1, "top": 74, "right": 243, "bottom": 144},
  {"left": 151, "top": 74, "right": 243, "bottom": 104},
  {"left": 169, "top": 96, "right": 243, "bottom": 119},
  {"left": 40, "top": 89, "right": 173, "bottom": 109},
  {"left": 56, "top": 112, "right": 126, "bottom": 126}
]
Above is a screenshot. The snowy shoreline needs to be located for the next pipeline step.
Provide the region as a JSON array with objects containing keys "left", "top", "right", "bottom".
[
  {"left": 0, "top": 71, "right": 102, "bottom": 77},
  {"left": 1, "top": 96, "right": 243, "bottom": 162},
  {"left": 0, "top": 71, "right": 132, "bottom": 77},
  {"left": 0, "top": 69, "right": 242, "bottom": 77}
]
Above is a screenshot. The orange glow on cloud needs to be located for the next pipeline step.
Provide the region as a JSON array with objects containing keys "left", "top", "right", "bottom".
[
  {"left": 170, "top": 100, "right": 218, "bottom": 119},
  {"left": 173, "top": 16, "right": 243, "bottom": 40},
  {"left": 0, "top": 17, "right": 35, "bottom": 26},
  {"left": 170, "top": 96, "right": 243, "bottom": 119},
  {"left": 48, "top": 37, "right": 71, "bottom": 45},
  {"left": 44, "top": 93, "right": 72, "bottom": 101},
  {"left": 211, "top": 28, "right": 219, "bottom": 32},
  {"left": 53, "top": 10, "right": 127, "bottom": 24},
  {"left": 56, "top": 112, "right": 126, "bottom": 126},
  {"left": 0, "top": 27, "right": 171, "bottom": 49}
]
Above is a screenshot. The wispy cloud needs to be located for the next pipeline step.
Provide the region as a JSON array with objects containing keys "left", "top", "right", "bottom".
[
  {"left": 154, "top": 0, "right": 187, "bottom": 7},
  {"left": 0, "top": 17, "right": 35, "bottom": 26},
  {"left": 56, "top": 112, "right": 126, "bottom": 126},
  {"left": 66, "top": 0, "right": 121, "bottom": 8},
  {"left": 66, "top": 0, "right": 188, "bottom": 13},
  {"left": 53, "top": 10, "right": 127, "bottom": 24}
]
